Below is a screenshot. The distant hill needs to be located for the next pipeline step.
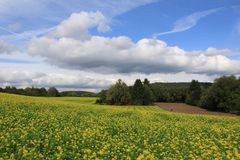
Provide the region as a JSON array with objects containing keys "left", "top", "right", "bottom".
[
  {"left": 60, "top": 91, "right": 97, "bottom": 97},
  {"left": 151, "top": 82, "right": 212, "bottom": 89}
]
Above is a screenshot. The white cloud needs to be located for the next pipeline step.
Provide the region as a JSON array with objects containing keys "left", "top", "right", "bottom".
[
  {"left": 28, "top": 34, "right": 240, "bottom": 75},
  {"left": 153, "top": 8, "right": 222, "bottom": 37},
  {"left": 51, "top": 11, "right": 110, "bottom": 40}
]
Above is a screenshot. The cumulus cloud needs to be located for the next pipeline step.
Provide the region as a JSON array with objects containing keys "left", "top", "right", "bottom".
[
  {"left": 28, "top": 19, "right": 240, "bottom": 75},
  {"left": 153, "top": 8, "right": 222, "bottom": 37},
  {"left": 51, "top": 11, "right": 110, "bottom": 40}
]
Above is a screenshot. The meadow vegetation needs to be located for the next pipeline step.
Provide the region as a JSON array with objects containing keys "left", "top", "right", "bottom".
[{"left": 0, "top": 93, "right": 240, "bottom": 159}]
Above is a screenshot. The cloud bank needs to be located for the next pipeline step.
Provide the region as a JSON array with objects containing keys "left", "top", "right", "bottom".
[{"left": 28, "top": 11, "right": 240, "bottom": 76}]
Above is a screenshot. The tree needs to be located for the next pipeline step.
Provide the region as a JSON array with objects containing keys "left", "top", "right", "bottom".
[
  {"left": 47, "top": 87, "right": 60, "bottom": 97},
  {"left": 40, "top": 88, "right": 48, "bottom": 96},
  {"left": 142, "top": 84, "right": 155, "bottom": 105},
  {"left": 143, "top": 78, "right": 150, "bottom": 86},
  {"left": 96, "top": 90, "right": 107, "bottom": 104},
  {"left": 131, "top": 79, "right": 145, "bottom": 105},
  {"left": 106, "top": 79, "right": 131, "bottom": 105},
  {"left": 186, "top": 80, "right": 201, "bottom": 106},
  {"left": 200, "top": 76, "right": 240, "bottom": 113}
]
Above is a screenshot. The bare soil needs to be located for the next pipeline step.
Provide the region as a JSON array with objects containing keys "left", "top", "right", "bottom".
[{"left": 156, "top": 102, "right": 236, "bottom": 116}]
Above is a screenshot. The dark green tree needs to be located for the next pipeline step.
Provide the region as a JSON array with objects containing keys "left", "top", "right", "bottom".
[
  {"left": 131, "top": 79, "right": 144, "bottom": 105},
  {"left": 143, "top": 78, "right": 150, "bottom": 86},
  {"left": 200, "top": 76, "right": 240, "bottom": 113},
  {"left": 40, "top": 87, "right": 48, "bottom": 96},
  {"left": 47, "top": 87, "right": 60, "bottom": 97},
  {"left": 142, "top": 84, "right": 155, "bottom": 105},
  {"left": 106, "top": 79, "right": 131, "bottom": 105},
  {"left": 96, "top": 90, "right": 107, "bottom": 104},
  {"left": 185, "top": 80, "right": 202, "bottom": 105}
]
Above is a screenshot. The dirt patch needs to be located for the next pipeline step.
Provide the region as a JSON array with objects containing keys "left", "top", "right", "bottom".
[{"left": 156, "top": 102, "right": 236, "bottom": 116}]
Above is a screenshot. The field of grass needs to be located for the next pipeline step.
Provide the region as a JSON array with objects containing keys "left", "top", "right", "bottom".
[{"left": 0, "top": 93, "right": 240, "bottom": 159}]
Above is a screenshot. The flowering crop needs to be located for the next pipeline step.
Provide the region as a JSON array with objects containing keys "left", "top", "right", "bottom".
[{"left": 0, "top": 93, "right": 240, "bottom": 159}]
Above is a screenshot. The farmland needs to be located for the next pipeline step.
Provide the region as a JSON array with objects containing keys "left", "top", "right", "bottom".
[{"left": 0, "top": 93, "right": 240, "bottom": 159}]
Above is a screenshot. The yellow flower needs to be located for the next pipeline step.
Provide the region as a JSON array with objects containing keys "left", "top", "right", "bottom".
[
  {"left": 22, "top": 148, "right": 28, "bottom": 157},
  {"left": 56, "top": 146, "right": 63, "bottom": 154}
]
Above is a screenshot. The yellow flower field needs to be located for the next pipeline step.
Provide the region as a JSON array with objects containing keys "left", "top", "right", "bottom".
[{"left": 0, "top": 93, "right": 240, "bottom": 159}]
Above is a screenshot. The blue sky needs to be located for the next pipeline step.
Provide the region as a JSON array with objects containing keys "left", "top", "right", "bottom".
[
  {"left": 1, "top": 0, "right": 239, "bottom": 50},
  {"left": 103, "top": 0, "right": 240, "bottom": 51},
  {"left": 0, "top": 0, "right": 240, "bottom": 91}
]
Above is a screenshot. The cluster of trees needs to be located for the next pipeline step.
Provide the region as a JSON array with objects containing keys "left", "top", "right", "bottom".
[
  {"left": 150, "top": 82, "right": 211, "bottom": 103},
  {"left": 199, "top": 76, "right": 240, "bottom": 114},
  {"left": 0, "top": 86, "right": 60, "bottom": 97},
  {"left": 180, "top": 76, "right": 240, "bottom": 114},
  {"left": 152, "top": 76, "right": 240, "bottom": 114},
  {"left": 97, "top": 76, "right": 240, "bottom": 114},
  {"left": 96, "top": 79, "right": 155, "bottom": 105}
]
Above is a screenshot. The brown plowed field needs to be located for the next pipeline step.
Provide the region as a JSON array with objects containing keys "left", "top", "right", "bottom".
[{"left": 156, "top": 102, "right": 236, "bottom": 116}]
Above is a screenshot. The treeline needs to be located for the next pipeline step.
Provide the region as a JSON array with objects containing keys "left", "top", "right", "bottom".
[
  {"left": 61, "top": 91, "right": 97, "bottom": 97},
  {"left": 0, "top": 86, "right": 97, "bottom": 97},
  {"left": 0, "top": 86, "right": 60, "bottom": 97},
  {"left": 97, "top": 76, "right": 240, "bottom": 114},
  {"left": 96, "top": 79, "right": 155, "bottom": 105},
  {"left": 151, "top": 82, "right": 211, "bottom": 102}
]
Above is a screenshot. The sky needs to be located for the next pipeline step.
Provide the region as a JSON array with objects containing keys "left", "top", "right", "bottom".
[{"left": 0, "top": 0, "right": 240, "bottom": 92}]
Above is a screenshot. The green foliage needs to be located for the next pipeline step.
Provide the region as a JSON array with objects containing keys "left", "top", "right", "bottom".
[
  {"left": 185, "top": 80, "right": 202, "bottom": 106},
  {"left": 131, "top": 79, "right": 155, "bottom": 105},
  {"left": 142, "top": 85, "right": 155, "bottom": 105},
  {"left": 97, "top": 79, "right": 155, "bottom": 105},
  {"left": 96, "top": 90, "right": 107, "bottom": 104},
  {"left": 0, "top": 86, "right": 58, "bottom": 97},
  {"left": 200, "top": 76, "right": 240, "bottom": 113},
  {"left": 47, "top": 87, "right": 60, "bottom": 97},
  {"left": 143, "top": 78, "right": 150, "bottom": 86},
  {"left": 106, "top": 79, "right": 131, "bottom": 105},
  {"left": 131, "top": 79, "right": 145, "bottom": 105},
  {"left": 61, "top": 91, "right": 97, "bottom": 97},
  {"left": 151, "top": 84, "right": 188, "bottom": 103}
]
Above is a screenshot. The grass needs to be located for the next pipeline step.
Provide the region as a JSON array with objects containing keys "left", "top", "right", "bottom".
[{"left": 0, "top": 93, "right": 240, "bottom": 159}]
